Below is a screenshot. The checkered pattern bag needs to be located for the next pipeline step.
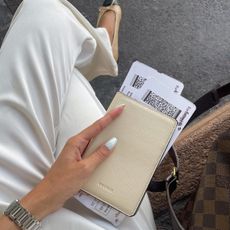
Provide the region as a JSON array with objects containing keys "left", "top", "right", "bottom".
[{"left": 190, "top": 137, "right": 230, "bottom": 230}]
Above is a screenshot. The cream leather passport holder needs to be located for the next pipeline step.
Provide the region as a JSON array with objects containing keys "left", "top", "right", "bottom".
[{"left": 81, "top": 92, "right": 177, "bottom": 216}]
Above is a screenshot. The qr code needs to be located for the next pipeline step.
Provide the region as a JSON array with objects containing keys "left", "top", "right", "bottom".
[
  {"left": 130, "top": 75, "right": 147, "bottom": 89},
  {"left": 142, "top": 90, "right": 181, "bottom": 118}
]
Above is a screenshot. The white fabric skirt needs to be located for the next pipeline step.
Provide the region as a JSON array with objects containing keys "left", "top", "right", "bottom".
[{"left": 0, "top": 0, "right": 156, "bottom": 229}]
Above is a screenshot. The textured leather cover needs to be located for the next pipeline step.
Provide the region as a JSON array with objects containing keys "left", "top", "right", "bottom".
[{"left": 81, "top": 92, "right": 177, "bottom": 216}]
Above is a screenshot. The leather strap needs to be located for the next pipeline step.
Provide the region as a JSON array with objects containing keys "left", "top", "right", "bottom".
[
  {"left": 147, "top": 82, "right": 230, "bottom": 230},
  {"left": 166, "top": 172, "right": 184, "bottom": 230},
  {"left": 147, "top": 147, "right": 179, "bottom": 193},
  {"left": 189, "top": 82, "right": 230, "bottom": 123},
  {"left": 148, "top": 147, "right": 183, "bottom": 229}
]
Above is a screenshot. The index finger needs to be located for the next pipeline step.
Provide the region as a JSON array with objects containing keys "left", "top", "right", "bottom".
[{"left": 78, "top": 104, "right": 125, "bottom": 141}]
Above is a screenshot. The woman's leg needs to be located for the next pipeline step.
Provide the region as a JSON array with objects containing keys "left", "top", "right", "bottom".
[
  {"left": 98, "top": 10, "right": 116, "bottom": 44},
  {"left": 0, "top": 0, "right": 99, "bottom": 220},
  {"left": 0, "top": 0, "right": 156, "bottom": 229}
]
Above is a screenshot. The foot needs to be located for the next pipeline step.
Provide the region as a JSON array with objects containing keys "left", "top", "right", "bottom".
[
  {"left": 97, "top": 10, "right": 116, "bottom": 44},
  {"left": 97, "top": 1, "right": 121, "bottom": 62}
]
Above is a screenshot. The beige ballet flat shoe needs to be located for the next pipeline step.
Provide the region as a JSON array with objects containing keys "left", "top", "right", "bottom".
[{"left": 97, "top": 0, "right": 122, "bottom": 62}]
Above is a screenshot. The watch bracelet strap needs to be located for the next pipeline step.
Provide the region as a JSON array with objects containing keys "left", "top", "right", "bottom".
[{"left": 4, "top": 200, "right": 41, "bottom": 230}]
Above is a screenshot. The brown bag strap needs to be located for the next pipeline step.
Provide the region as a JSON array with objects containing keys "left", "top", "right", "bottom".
[
  {"left": 147, "top": 147, "right": 179, "bottom": 193},
  {"left": 166, "top": 168, "right": 184, "bottom": 230},
  {"left": 188, "top": 82, "right": 230, "bottom": 124},
  {"left": 148, "top": 146, "right": 183, "bottom": 229}
]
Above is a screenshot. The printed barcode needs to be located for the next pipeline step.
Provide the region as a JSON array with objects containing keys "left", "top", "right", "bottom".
[
  {"left": 130, "top": 74, "right": 147, "bottom": 89},
  {"left": 142, "top": 90, "right": 181, "bottom": 118}
]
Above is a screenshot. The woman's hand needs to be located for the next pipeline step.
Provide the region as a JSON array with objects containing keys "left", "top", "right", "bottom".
[{"left": 19, "top": 105, "right": 125, "bottom": 221}]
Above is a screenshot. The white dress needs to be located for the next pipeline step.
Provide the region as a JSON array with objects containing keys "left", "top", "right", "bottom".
[{"left": 0, "top": 0, "right": 156, "bottom": 229}]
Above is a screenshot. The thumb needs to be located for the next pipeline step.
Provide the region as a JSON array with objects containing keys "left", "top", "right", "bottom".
[{"left": 86, "top": 137, "right": 118, "bottom": 171}]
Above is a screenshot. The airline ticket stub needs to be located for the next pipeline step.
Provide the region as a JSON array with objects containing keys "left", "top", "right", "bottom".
[
  {"left": 76, "top": 61, "right": 196, "bottom": 226},
  {"left": 75, "top": 191, "right": 126, "bottom": 226},
  {"left": 119, "top": 61, "right": 196, "bottom": 158}
]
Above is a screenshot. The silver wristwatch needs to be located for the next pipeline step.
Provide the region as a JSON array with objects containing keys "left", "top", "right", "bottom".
[{"left": 4, "top": 200, "right": 41, "bottom": 230}]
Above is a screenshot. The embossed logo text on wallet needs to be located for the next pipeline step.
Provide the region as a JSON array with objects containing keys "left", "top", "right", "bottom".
[{"left": 98, "top": 182, "right": 114, "bottom": 193}]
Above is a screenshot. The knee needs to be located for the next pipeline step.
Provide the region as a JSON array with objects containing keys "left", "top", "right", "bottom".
[{"left": 18, "top": 0, "right": 74, "bottom": 37}]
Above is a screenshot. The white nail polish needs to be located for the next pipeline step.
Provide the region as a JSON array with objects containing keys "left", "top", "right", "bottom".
[
  {"left": 105, "top": 137, "right": 118, "bottom": 150},
  {"left": 115, "top": 104, "right": 126, "bottom": 110},
  {"left": 115, "top": 104, "right": 125, "bottom": 108}
]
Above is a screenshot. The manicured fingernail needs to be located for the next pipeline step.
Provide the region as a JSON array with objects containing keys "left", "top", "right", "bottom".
[
  {"left": 114, "top": 104, "right": 126, "bottom": 112},
  {"left": 105, "top": 137, "right": 118, "bottom": 150}
]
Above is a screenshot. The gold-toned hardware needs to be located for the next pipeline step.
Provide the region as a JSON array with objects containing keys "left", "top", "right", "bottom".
[{"left": 172, "top": 167, "right": 177, "bottom": 177}]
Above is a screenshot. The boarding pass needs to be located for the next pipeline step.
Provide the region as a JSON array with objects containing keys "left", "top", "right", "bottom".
[
  {"left": 76, "top": 61, "right": 196, "bottom": 226},
  {"left": 120, "top": 61, "right": 196, "bottom": 159}
]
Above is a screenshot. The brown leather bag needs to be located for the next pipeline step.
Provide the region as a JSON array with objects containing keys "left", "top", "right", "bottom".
[
  {"left": 147, "top": 83, "right": 230, "bottom": 230},
  {"left": 190, "top": 136, "right": 230, "bottom": 230}
]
